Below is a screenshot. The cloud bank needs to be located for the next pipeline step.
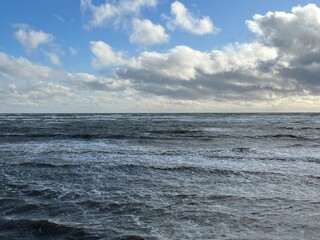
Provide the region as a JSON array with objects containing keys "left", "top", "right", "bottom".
[
  {"left": 87, "top": 3, "right": 320, "bottom": 105},
  {"left": 3, "top": 4, "right": 320, "bottom": 112}
]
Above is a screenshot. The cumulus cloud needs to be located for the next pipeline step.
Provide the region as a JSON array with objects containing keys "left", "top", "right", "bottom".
[
  {"left": 114, "top": 43, "right": 281, "bottom": 100},
  {"left": 87, "top": 4, "right": 320, "bottom": 104},
  {"left": 90, "top": 41, "right": 277, "bottom": 81},
  {"left": 130, "top": 18, "right": 169, "bottom": 45},
  {"left": 246, "top": 3, "right": 320, "bottom": 92},
  {"left": 0, "top": 51, "right": 75, "bottom": 111},
  {"left": 167, "top": 1, "right": 217, "bottom": 35},
  {"left": 246, "top": 4, "right": 320, "bottom": 57},
  {"left": 14, "top": 24, "right": 53, "bottom": 51},
  {"left": 111, "top": 4, "right": 320, "bottom": 101},
  {"left": 44, "top": 51, "right": 62, "bottom": 65},
  {"left": 68, "top": 72, "right": 128, "bottom": 92},
  {"left": 0, "top": 52, "right": 52, "bottom": 81},
  {"left": 80, "top": 0, "right": 158, "bottom": 29},
  {"left": 128, "top": 45, "right": 215, "bottom": 80},
  {"left": 90, "top": 41, "right": 128, "bottom": 67}
]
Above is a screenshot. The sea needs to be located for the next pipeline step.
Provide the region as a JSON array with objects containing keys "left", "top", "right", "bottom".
[{"left": 1, "top": 113, "right": 320, "bottom": 240}]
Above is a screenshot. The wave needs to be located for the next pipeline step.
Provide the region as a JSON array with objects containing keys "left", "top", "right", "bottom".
[
  {"left": 271, "top": 134, "right": 305, "bottom": 139},
  {"left": 0, "top": 219, "right": 99, "bottom": 239},
  {"left": 0, "top": 133, "right": 155, "bottom": 141},
  {"left": 282, "top": 126, "right": 320, "bottom": 130},
  {"left": 150, "top": 129, "right": 201, "bottom": 135},
  {"left": 0, "top": 131, "right": 317, "bottom": 142},
  {"left": 112, "top": 164, "right": 242, "bottom": 177},
  {"left": 21, "top": 188, "right": 60, "bottom": 199},
  {"left": 231, "top": 147, "right": 256, "bottom": 154},
  {"left": 0, "top": 198, "right": 25, "bottom": 206},
  {"left": 117, "top": 235, "right": 157, "bottom": 240},
  {"left": 15, "top": 162, "right": 78, "bottom": 168},
  {"left": 4, "top": 203, "right": 41, "bottom": 215},
  {"left": 206, "top": 194, "right": 243, "bottom": 201},
  {"left": 0, "top": 128, "right": 203, "bottom": 141},
  {"left": 0, "top": 133, "right": 100, "bottom": 139},
  {"left": 112, "top": 163, "right": 296, "bottom": 180}
]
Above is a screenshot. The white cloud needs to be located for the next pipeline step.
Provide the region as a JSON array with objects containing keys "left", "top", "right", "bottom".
[
  {"left": 209, "top": 42, "right": 278, "bottom": 74},
  {"left": 29, "top": 82, "right": 75, "bottom": 99},
  {"left": 69, "top": 47, "right": 79, "bottom": 56},
  {"left": 54, "top": 15, "right": 65, "bottom": 23},
  {"left": 92, "top": 42, "right": 277, "bottom": 81},
  {"left": 129, "top": 18, "right": 169, "bottom": 45},
  {"left": 246, "top": 4, "right": 320, "bottom": 60},
  {"left": 129, "top": 46, "right": 214, "bottom": 80},
  {"left": 0, "top": 51, "right": 75, "bottom": 111},
  {"left": 68, "top": 72, "right": 127, "bottom": 91},
  {"left": 0, "top": 52, "right": 52, "bottom": 81},
  {"left": 80, "top": 0, "right": 158, "bottom": 29},
  {"left": 13, "top": 24, "right": 64, "bottom": 66},
  {"left": 44, "top": 52, "right": 61, "bottom": 65},
  {"left": 111, "top": 4, "right": 320, "bottom": 101},
  {"left": 167, "top": 1, "right": 217, "bottom": 35},
  {"left": 90, "top": 41, "right": 127, "bottom": 67},
  {"left": 14, "top": 24, "right": 53, "bottom": 51},
  {"left": 245, "top": 3, "right": 320, "bottom": 94},
  {"left": 113, "top": 43, "right": 282, "bottom": 102}
]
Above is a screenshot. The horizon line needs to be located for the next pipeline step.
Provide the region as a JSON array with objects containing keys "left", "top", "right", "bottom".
[{"left": 1, "top": 112, "right": 319, "bottom": 114}]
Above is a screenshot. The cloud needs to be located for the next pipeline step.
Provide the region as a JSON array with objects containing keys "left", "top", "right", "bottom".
[
  {"left": 246, "top": 3, "right": 320, "bottom": 92},
  {"left": 129, "top": 18, "right": 169, "bottom": 45},
  {"left": 54, "top": 15, "right": 65, "bottom": 23},
  {"left": 14, "top": 24, "right": 53, "bottom": 51},
  {"left": 128, "top": 45, "right": 215, "bottom": 80},
  {"left": 91, "top": 40, "right": 277, "bottom": 81},
  {"left": 89, "top": 41, "right": 128, "bottom": 67},
  {"left": 0, "top": 50, "right": 146, "bottom": 113},
  {"left": 167, "top": 1, "right": 217, "bottom": 35},
  {"left": 44, "top": 51, "right": 61, "bottom": 65},
  {"left": 13, "top": 24, "right": 63, "bottom": 66},
  {"left": 80, "top": 0, "right": 158, "bottom": 29},
  {"left": 68, "top": 72, "right": 127, "bottom": 92},
  {"left": 114, "top": 43, "right": 281, "bottom": 100},
  {"left": 5, "top": 4, "right": 320, "bottom": 112},
  {"left": 69, "top": 47, "right": 79, "bottom": 56},
  {"left": 0, "top": 52, "right": 52, "bottom": 81},
  {"left": 0, "top": 51, "right": 75, "bottom": 111},
  {"left": 246, "top": 4, "right": 320, "bottom": 57},
  {"left": 105, "top": 4, "right": 320, "bottom": 102}
]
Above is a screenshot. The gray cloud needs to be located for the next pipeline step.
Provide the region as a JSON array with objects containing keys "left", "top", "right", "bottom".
[{"left": 248, "top": 4, "right": 320, "bottom": 97}]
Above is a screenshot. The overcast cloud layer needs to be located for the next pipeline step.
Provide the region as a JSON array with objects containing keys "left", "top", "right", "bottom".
[{"left": 1, "top": 3, "right": 320, "bottom": 112}]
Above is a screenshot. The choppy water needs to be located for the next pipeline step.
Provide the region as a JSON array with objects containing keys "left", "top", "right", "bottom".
[{"left": 1, "top": 113, "right": 320, "bottom": 239}]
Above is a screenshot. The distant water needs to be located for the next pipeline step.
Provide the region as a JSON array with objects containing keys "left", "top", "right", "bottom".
[{"left": 1, "top": 113, "right": 320, "bottom": 239}]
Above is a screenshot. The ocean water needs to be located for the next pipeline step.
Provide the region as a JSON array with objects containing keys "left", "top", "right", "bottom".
[{"left": 1, "top": 113, "right": 320, "bottom": 239}]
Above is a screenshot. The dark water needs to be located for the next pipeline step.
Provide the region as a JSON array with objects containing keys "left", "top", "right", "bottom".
[{"left": 1, "top": 113, "right": 320, "bottom": 239}]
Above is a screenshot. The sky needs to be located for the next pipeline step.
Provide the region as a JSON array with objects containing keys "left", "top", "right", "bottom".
[{"left": 0, "top": 0, "right": 320, "bottom": 113}]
